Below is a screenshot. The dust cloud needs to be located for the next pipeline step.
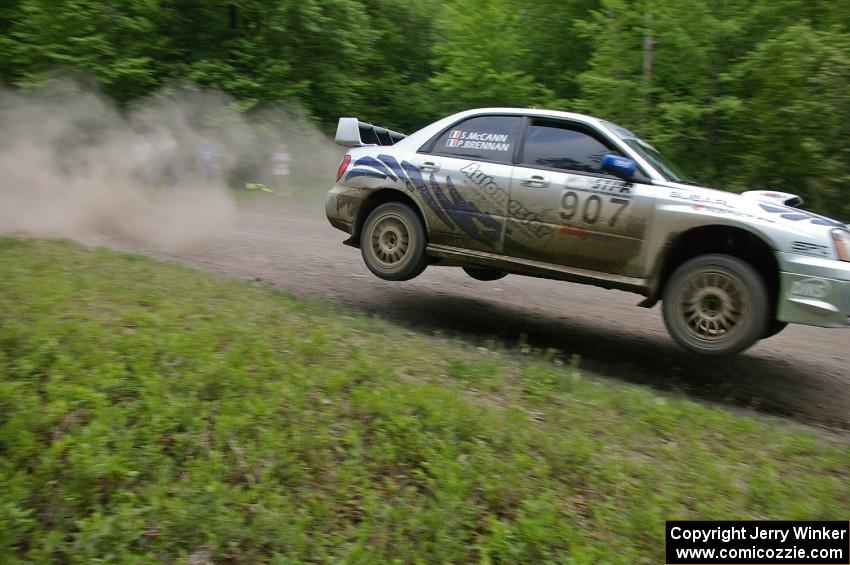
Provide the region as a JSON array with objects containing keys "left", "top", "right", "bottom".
[{"left": 0, "top": 79, "right": 341, "bottom": 252}]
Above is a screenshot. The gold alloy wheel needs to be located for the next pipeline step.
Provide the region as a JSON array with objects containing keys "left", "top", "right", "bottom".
[
  {"left": 369, "top": 214, "right": 410, "bottom": 268},
  {"left": 677, "top": 271, "right": 747, "bottom": 341}
]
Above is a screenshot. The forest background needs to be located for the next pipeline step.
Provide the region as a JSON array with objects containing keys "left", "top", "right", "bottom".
[{"left": 1, "top": 0, "right": 848, "bottom": 217}]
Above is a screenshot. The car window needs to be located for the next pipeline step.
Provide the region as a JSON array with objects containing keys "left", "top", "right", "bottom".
[
  {"left": 601, "top": 119, "right": 695, "bottom": 183},
  {"left": 429, "top": 115, "right": 522, "bottom": 163},
  {"left": 520, "top": 120, "right": 618, "bottom": 174}
]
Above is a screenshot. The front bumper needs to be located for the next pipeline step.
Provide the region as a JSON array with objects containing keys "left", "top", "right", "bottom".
[{"left": 776, "top": 252, "right": 850, "bottom": 328}]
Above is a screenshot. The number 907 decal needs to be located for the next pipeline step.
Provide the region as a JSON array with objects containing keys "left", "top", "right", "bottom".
[{"left": 560, "top": 191, "right": 630, "bottom": 227}]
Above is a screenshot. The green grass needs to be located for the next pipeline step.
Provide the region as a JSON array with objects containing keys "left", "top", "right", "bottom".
[{"left": 1, "top": 238, "right": 848, "bottom": 563}]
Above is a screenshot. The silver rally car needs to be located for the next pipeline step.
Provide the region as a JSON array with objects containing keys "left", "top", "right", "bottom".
[{"left": 326, "top": 108, "right": 850, "bottom": 356}]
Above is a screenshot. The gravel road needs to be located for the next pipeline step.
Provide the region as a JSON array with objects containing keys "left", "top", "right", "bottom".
[{"left": 101, "top": 196, "right": 850, "bottom": 430}]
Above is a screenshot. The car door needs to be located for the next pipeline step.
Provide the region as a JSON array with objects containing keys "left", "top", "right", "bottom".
[
  {"left": 506, "top": 118, "right": 654, "bottom": 277},
  {"left": 410, "top": 115, "right": 523, "bottom": 253}
]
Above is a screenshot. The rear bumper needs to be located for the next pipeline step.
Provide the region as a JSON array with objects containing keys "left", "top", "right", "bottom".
[
  {"left": 776, "top": 252, "right": 850, "bottom": 328},
  {"left": 325, "top": 184, "right": 367, "bottom": 235}
]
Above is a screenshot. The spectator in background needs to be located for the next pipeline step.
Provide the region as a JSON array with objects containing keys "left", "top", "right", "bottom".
[
  {"left": 131, "top": 136, "right": 155, "bottom": 185},
  {"left": 159, "top": 132, "right": 179, "bottom": 186},
  {"left": 272, "top": 143, "right": 291, "bottom": 194},
  {"left": 195, "top": 138, "right": 220, "bottom": 180}
]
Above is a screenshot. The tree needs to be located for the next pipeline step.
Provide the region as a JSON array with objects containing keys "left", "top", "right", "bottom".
[
  {"left": 5, "top": 0, "right": 166, "bottom": 103},
  {"left": 723, "top": 25, "right": 850, "bottom": 218},
  {"left": 426, "top": 0, "right": 558, "bottom": 117},
  {"left": 1, "top": 0, "right": 849, "bottom": 216},
  {"left": 520, "top": 0, "right": 599, "bottom": 106}
]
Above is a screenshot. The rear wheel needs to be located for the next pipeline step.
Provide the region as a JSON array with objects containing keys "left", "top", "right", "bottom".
[
  {"left": 462, "top": 267, "right": 507, "bottom": 281},
  {"left": 662, "top": 254, "right": 769, "bottom": 356},
  {"left": 360, "top": 202, "right": 427, "bottom": 281}
]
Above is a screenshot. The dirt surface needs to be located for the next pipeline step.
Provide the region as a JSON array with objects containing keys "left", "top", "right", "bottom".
[{"left": 95, "top": 196, "right": 850, "bottom": 430}]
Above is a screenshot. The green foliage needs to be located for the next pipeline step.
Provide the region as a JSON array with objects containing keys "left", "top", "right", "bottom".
[
  {"left": 426, "top": 0, "right": 559, "bottom": 116},
  {"left": 2, "top": 238, "right": 850, "bottom": 562},
  {"left": 571, "top": 1, "right": 850, "bottom": 218},
  {"left": 4, "top": 0, "right": 165, "bottom": 102},
  {"left": 723, "top": 25, "right": 850, "bottom": 217},
  {"left": 0, "top": 0, "right": 849, "bottom": 213}
]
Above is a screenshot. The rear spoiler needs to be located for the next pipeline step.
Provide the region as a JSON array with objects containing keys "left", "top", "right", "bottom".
[{"left": 335, "top": 117, "right": 405, "bottom": 147}]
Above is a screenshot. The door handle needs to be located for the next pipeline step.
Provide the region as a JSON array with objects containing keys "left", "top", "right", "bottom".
[
  {"left": 420, "top": 161, "right": 440, "bottom": 173},
  {"left": 521, "top": 175, "right": 549, "bottom": 188}
]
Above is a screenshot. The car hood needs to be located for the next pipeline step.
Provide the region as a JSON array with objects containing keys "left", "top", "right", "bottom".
[{"left": 656, "top": 180, "right": 847, "bottom": 234}]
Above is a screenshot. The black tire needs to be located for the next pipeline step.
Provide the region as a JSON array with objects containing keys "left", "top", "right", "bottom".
[
  {"left": 662, "top": 254, "right": 769, "bottom": 356},
  {"left": 462, "top": 266, "right": 507, "bottom": 281},
  {"left": 360, "top": 202, "right": 428, "bottom": 281},
  {"left": 763, "top": 320, "right": 788, "bottom": 339}
]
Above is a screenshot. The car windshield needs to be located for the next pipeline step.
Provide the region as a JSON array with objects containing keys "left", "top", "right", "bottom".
[{"left": 601, "top": 120, "right": 696, "bottom": 184}]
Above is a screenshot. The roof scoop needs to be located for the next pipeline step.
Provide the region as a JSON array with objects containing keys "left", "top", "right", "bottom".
[{"left": 741, "top": 190, "right": 804, "bottom": 208}]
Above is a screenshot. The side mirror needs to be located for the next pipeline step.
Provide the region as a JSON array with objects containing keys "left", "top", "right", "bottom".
[{"left": 601, "top": 154, "right": 637, "bottom": 180}]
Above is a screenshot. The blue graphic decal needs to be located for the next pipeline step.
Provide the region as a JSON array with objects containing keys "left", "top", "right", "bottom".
[
  {"left": 759, "top": 203, "right": 843, "bottom": 228},
  {"left": 433, "top": 175, "right": 500, "bottom": 244},
  {"left": 343, "top": 154, "right": 503, "bottom": 248},
  {"left": 377, "top": 154, "right": 407, "bottom": 181},
  {"left": 344, "top": 156, "right": 400, "bottom": 182},
  {"left": 350, "top": 156, "right": 398, "bottom": 181},
  {"left": 400, "top": 160, "right": 455, "bottom": 228},
  {"left": 345, "top": 169, "right": 391, "bottom": 181},
  {"left": 811, "top": 218, "right": 844, "bottom": 227}
]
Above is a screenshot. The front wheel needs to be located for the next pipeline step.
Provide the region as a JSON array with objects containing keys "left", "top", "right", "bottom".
[
  {"left": 360, "top": 202, "right": 428, "bottom": 281},
  {"left": 662, "top": 254, "right": 769, "bottom": 356}
]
